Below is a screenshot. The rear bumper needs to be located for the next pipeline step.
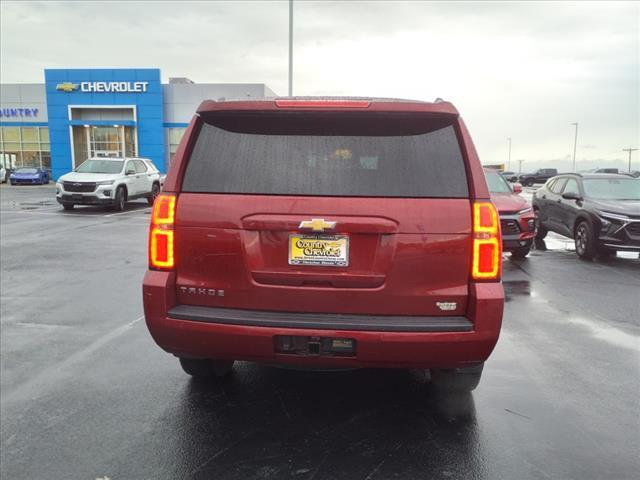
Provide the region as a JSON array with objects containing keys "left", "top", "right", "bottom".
[{"left": 143, "top": 271, "right": 504, "bottom": 369}]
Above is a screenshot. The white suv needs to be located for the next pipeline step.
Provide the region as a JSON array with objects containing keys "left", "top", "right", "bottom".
[{"left": 56, "top": 157, "right": 162, "bottom": 211}]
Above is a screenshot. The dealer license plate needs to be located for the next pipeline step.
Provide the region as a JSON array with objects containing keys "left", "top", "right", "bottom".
[{"left": 288, "top": 234, "right": 349, "bottom": 267}]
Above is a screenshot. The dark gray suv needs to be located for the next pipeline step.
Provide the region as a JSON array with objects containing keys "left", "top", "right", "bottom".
[{"left": 532, "top": 173, "right": 640, "bottom": 259}]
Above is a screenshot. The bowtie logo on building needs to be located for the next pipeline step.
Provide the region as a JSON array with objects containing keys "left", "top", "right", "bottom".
[{"left": 56, "top": 82, "right": 79, "bottom": 92}]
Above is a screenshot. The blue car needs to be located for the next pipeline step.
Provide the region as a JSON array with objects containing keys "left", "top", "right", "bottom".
[{"left": 9, "top": 168, "right": 50, "bottom": 185}]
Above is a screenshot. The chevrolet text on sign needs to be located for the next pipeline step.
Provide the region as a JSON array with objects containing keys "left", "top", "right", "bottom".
[{"left": 81, "top": 82, "right": 148, "bottom": 93}]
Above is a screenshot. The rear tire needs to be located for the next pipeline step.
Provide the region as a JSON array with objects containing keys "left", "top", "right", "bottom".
[
  {"left": 113, "top": 186, "right": 126, "bottom": 212},
  {"left": 62, "top": 204, "right": 74, "bottom": 211},
  {"left": 147, "top": 182, "right": 160, "bottom": 206},
  {"left": 574, "top": 220, "right": 597, "bottom": 260},
  {"left": 179, "top": 358, "right": 235, "bottom": 378},
  {"left": 524, "top": 178, "right": 534, "bottom": 187},
  {"left": 430, "top": 364, "right": 484, "bottom": 392},
  {"left": 534, "top": 210, "right": 547, "bottom": 240}
]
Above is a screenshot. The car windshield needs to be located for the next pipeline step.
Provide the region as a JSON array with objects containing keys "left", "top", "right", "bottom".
[
  {"left": 75, "top": 160, "right": 124, "bottom": 174},
  {"left": 484, "top": 169, "right": 512, "bottom": 193},
  {"left": 583, "top": 178, "right": 640, "bottom": 200},
  {"left": 16, "top": 168, "right": 38, "bottom": 174}
]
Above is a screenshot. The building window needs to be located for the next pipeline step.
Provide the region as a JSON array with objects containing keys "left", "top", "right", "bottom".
[
  {"left": 0, "top": 126, "right": 51, "bottom": 171},
  {"left": 167, "top": 128, "right": 186, "bottom": 165}
]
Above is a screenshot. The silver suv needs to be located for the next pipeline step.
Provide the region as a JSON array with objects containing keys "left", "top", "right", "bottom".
[{"left": 56, "top": 157, "right": 162, "bottom": 211}]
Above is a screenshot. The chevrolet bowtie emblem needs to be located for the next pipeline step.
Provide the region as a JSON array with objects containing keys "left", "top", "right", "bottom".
[
  {"left": 298, "top": 218, "right": 336, "bottom": 232},
  {"left": 56, "top": 82, "right": 79, "bottom": 92}
]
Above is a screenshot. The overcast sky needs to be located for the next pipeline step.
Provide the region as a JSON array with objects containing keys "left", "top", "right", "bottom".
[{"left": 1, "top": 1, "right": 638, "bottom": 171}]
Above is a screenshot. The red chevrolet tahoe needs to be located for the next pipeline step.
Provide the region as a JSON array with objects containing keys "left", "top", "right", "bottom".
[{"left": 143, "top": 98, "right": 504, "bottom": 391}]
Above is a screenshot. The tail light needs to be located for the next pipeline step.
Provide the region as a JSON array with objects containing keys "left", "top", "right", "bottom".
[
  {"left": 149, "top": 194, "right": 176, "bottom": 269},
  {"left": 471, "top": 202, "right": 501, "bottom": 280}
]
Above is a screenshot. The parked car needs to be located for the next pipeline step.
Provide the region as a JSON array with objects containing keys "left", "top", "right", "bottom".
[
  {"left": 518, "top": 168, "right": 558, "bottom": 187},
  {"left": 580, "top": 167, "right": 620, "bottom": 174},
  {"left": 56, "top": 157, "right": 162, "bottom": 211},
  {"left": 9, "top": 167, "right": 49, "bottom": 185},
  {"left": 0, "top": 167, "right": 6, "bottom": 183},
  {"left": 143, "top": 97, "right": 505, "bottom": 392},
  {"left": 533, "top": 173, "right": 640, "bottom": 259},
  {"left": 484, "top": 169, "right": 536, "bottom": 258},
  {"left": 500, "top": 171, "right": 518, "bottom": 182}
]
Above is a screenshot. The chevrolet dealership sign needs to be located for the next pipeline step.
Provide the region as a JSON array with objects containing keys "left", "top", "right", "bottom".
[{"left": 56, "top": 81, "right": 148, "bottom": 93}]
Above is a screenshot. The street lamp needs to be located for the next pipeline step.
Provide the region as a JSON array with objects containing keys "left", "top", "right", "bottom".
[
  {"left": 571, "top": 122, "right": 578, "bottom": 172},
  {"left": 507, "top": 137, "right": 512, "bottom": 171}
]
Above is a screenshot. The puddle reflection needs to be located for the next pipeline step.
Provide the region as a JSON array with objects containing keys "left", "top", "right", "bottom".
[
  {"left": 503, "top": 280, "right": 531, "bottom": 302},
  {"left": 162, "top": 365, "right": 485, "bottom": 478}
]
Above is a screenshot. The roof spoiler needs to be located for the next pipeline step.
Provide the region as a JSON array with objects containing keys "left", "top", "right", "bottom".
[{"left": 196, "top": 97, "right": 459, "bottom": 116}]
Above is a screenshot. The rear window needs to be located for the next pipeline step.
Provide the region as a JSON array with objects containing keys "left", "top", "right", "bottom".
[{"left": 182, "top": 114, "right": 469, "bottom": 198}]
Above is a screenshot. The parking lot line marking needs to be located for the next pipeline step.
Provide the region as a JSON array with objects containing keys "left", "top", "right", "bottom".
[
  {"left": 0, "top": 209, "right": 90, "bottom": 217},
  {"left": 0, "top": 208, "right": 150, "bottom": 219},
  {"left": 1, "top": 316, "right": 145, "bottom": 407},
  {"left": 104, "top": 207, "right": 151, "bottom": 217}
]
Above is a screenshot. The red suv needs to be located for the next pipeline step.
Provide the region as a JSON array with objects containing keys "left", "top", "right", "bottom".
[{"left": 143, "top": 98, "right": 504, "bottom": 391}]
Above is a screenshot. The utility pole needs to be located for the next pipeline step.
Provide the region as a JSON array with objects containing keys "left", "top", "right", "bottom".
[
  {"left": 507, "top": 137, "right": 512, "bottom": 170},
  {"left": 288, "top": 0, "right": 293, "bottom": 96},
  {"left": 518, "top": 159, "right": 525, "bottom": 174},
  {"left": 571, "top": 122, "right": 578, "bottom": 172},
  {"left": 623, "top": 147, "right": 638, "bottom": 172}
]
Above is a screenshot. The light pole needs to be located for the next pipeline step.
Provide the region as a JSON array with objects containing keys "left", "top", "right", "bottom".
[
  {"left": 623, "top": 147, "right": 638, "bottom": 172},
  {"left": 507, "top": 137, "right": 512, "bottom": 171},
  {"left": 571, "top": 122, "right": 578, "bottom": 172},
  {"left": 288, "top": 0, "right": 293, "bottom": 96}
]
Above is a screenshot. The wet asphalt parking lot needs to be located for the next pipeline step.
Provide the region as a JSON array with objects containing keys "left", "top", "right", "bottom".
[{"left": 1, "top": 184, "right": 639, "bottom": 480}]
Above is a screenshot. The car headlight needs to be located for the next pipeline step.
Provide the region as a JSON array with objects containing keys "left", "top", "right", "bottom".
[
  {"left": 96, "top": 180, "right": 115, "bottom": 186},
  {"left": 517, "top": 207, "right": 533, "bottom": 215},
  {"left": 596, "top": 210, "right": 629, "bottom": 222}
]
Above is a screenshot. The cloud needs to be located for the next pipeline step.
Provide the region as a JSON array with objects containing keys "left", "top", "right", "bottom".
[{"left": 1, "top": 0, "right": 638, "bottom": 169}]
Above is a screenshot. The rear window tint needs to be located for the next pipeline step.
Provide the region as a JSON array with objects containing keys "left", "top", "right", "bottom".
[{"left": 182, "top": 115, "right": 468, "bottom": 198}]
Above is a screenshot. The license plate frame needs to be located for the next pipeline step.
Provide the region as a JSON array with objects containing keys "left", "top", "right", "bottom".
[{"left": 288, "top": 234, "right": 349, "bottom": 267}]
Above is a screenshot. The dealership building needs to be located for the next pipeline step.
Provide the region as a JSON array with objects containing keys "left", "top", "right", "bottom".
[{"left": 0, "top": 68, "right": 277, "bottom": 179}]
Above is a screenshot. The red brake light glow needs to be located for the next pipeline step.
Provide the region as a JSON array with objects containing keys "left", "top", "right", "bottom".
[
  {"left": 149, "top": 194, "right": 176, "bottom": 269},
  {"left": 275, "top": 100, "right": 371, "bottom": 109},
  {"left": 472, "top": 202, "right": 501, "bottom": 280}
]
